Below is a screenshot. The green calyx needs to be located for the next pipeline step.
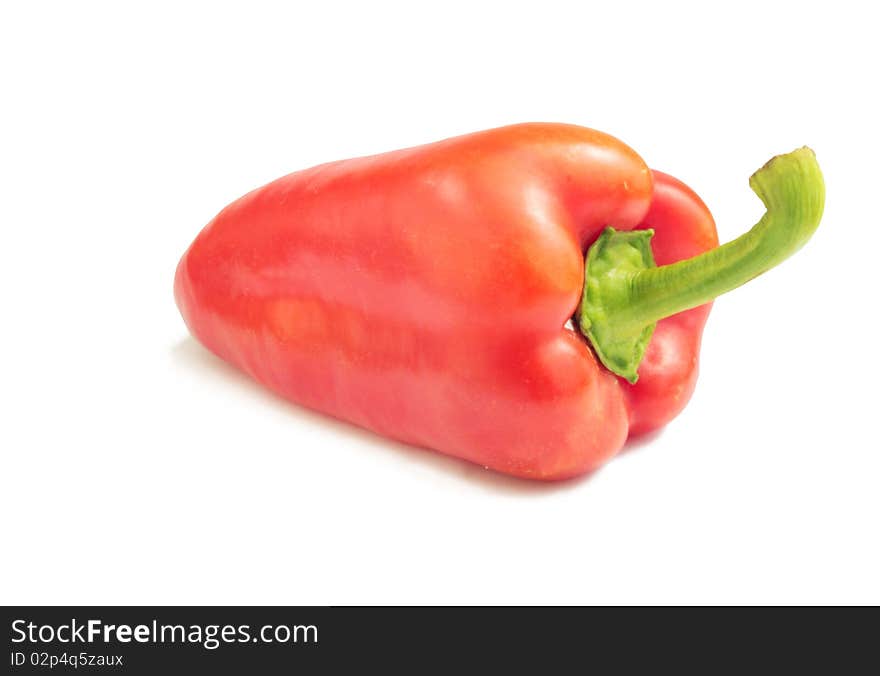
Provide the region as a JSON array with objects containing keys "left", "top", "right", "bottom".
[
  {"left": 577, "top": 147, "right": 825, "bottom": 383},
  {"left": 578, "top": 228, "right": 658, "bottom": 383}
]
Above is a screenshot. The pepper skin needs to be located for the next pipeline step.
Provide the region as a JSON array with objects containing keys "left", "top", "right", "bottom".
[
  {"left": 622, "top": 171, "right": 717, "bottom": 437},
  {"left": 175, "top": 123, "right": 821, "bottom": 480}
]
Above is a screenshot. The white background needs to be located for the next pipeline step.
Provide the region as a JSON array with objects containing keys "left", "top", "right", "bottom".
[{"left": 2, "top": 1, "right": 878, "bottom": 605}]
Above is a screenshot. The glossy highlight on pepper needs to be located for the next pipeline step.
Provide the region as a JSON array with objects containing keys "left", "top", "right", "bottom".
[{"left": 175, "top": 123, "right": 824, "bottom": 480}]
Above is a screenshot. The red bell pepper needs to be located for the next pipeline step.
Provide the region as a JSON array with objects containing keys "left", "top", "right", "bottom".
[{"left": 175, "top": 123, "right": 824, "bottom": 480}]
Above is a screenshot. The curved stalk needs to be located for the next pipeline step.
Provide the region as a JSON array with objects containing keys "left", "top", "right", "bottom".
[{"left": 578, "top": 147, "right": 825, "bottom": 383}]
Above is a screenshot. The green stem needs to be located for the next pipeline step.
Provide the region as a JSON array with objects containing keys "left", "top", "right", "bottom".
[{"left": 577, "top": 147, "right": 825, "bottom": 383}]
